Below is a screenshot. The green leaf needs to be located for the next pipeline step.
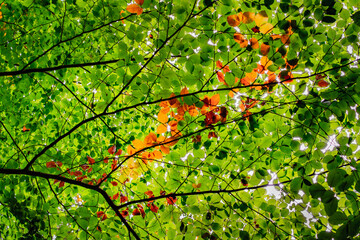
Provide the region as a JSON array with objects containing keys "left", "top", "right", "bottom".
[
  {"left": 352, "top": 11, "right": 360, "bottom": 26},
  {"left": 309, "top": 183, "right": 326, "bottom": 198},
  {"left": 329, "top": 212, "right": 348, "bottom": 225},
  {"left": 322, "top": 16, "right": 336, "bottom": 23}
]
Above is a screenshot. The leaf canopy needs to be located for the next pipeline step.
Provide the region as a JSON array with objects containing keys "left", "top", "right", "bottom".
[{"left": 0, "top": 0, "right": 360, "bottom": 239}]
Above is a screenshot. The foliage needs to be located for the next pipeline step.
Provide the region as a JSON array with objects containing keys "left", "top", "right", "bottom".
[{"left": 0, "top": 0, "right": 360, "bottom": 239}]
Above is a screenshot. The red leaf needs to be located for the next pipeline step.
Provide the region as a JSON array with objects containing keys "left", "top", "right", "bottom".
[
  {"left": 103, "top": 157, "right": 109, "bottom": 164},
  {"left": 208, "top": 132, "right": 217, "bottom": 139},
  {"left": 316, "top": 74, "right": 326, "bottom": 80},
  {"left": 145, "top": 190, "right": 154, "bottom": 198},
  {"left": 46, "top": 161, "right": 57, "bottom": 168},
  {"left": 108, "top": 145, "right": 116, "bottom": 155},
  {"left": 192, "top": 135, "right": 201, "bottom": 143},
  {"left": 166, "top": 195, "right": 177, "bottom": 205},
  {"left": 120, "top": 194, "right": 128, "bottom": 203},
  {"left": 55, "top": 161, "right": 63, "bottom": 167},
  {"left": 59, "top": 181, "right": 65, "bottom": 188},
  {"left": 121, "top": 209, "right": 129, "bottom": 217},
  {"left": 137, "top": 204, "right": 146, "bottom": 218},
  {"left": 115, "top": 149, "right": 122, "bottom": 156},
  {"left": 87, "top": 156, "right": 95, "bottom": 165},
  {"left": 160, "top": 190, "right": 166, "bottom": 196},
  {"left": 76, "top": 176, "right": 87, "bottom": 181},
  {"left": 132, "top": 208, "right": 141, "bottom": 216},
  {"left": 97, "top": 211, "right": 104, "bottom": 218},
  {"left": 147, "top": 203, "right": 159, "bottom": 213},
  {"left": 81, "top": 164, "right": 89, "bottom": 171},
  {"left": 113, "top": 193, "right": 119, "bottom": 200},
  {"left": 251, "top": 26, "right": 260, "bottom": 33},
  {"left": 135, "top": 0, "right": 144, "bottom": 5},
  {"left": 317, "top": 80, "right": 330, "bottom": 87},
  {"left": 111, "top": 181, "right": 118, "bottom": 186},
  {"left": 73, "top": 171, "right": 82, "bottom": 177}
]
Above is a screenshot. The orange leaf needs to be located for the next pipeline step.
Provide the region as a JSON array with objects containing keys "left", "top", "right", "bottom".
[
  {"left": 22, "top": 126, "right": 30, "bottom": 132},
  {"left": 210, "top": 94, "right": 220, "bottom": 106},
  {"left": 260, "top": 56, "right": 273, "bottom": 70},
  {"left": 144, "top": 132, "right": 157, "bottom": 145},
  {"left": 126, "top": 4, "right": 143, "bottom": 15},
  {"left": 135, "top": 0, "right": 144, "bottom": 6},
  {"left": 271, "top": 34, "right": 281, "bottom": 40},
  {"left": 259, "top": 23, "right": 273, "bottom": 34},
  {"left": 160, "top": 145, "right": 170, "bottom": 154},
  {"left": 223, "top": 65, "right": 230, "bottom": 74},
  {"left": 158, "top": 111, "right": 168, "bottom": 123},
  {"left": 281, "top": 34, "right": 290, "bottom": 45},
  {"left": 317, "top": 80, "right": 330, "bottom": 87},
  {"left": 227, "top": 14, "right": 241, "bottom": 27},
  {"left": 132, "top": 139, "right": 144, "bottom": 150},
  {"left": 180, "top": 87, "right": 189, "bottom": 98},
  {"left": 242, "top": 12, "right": 255, "bottom": 24},
  {"left": 260, "top": 43, "right": 270, "bottom": 56},
  {"left": 108, "top": 145, "right": 116, "bottom": 155},
  {"left": 255, "top": 10, "right": 268, "bottom": 26},
  {"left": 153, "top": 150, "right": 163, "bottom": 159},
  {"left": 234, "top": 33, "right": 248, "bottom": 48},
  {"left": 188, "top": 105, "right": 199, "bottom": 116},
  {"left": 250, "top": 38, "right": 259, "bottom": 49},
  {"left": 127, "top": 145, "right": 136, "bottom": 155},
  {"left": 217, "top": 71, "right": 225, "bottom": 83},
  {"left": 157, "top": 124, "right": 167, "bottom": 134},
  {"left": 192, "top": 183, "right": 201, "bottom": 188},
  {"left": 216, "top": 60, "right": 223, "bottom": 69}
]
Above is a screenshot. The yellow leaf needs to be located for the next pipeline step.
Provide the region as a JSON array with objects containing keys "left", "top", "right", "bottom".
[
  {"left": 255, "top": 11, "right": 268, "bottom": 26},
  {"left": 259, "top": 23, "right": 273, "bottom": 34},
  {"left": 132, "top": 139, "right": 144, "bottom": 150},
  {"left": 260, "top": 56, "right": 273, "bottom": 70}
]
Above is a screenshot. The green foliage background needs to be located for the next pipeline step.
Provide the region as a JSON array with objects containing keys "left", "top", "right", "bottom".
[{"left": 1, "top": 0, "right": 360, "bottom": 239}]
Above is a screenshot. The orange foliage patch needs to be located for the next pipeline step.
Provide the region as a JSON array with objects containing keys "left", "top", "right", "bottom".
[{"left": 126, "top": 4, "right": 143, "bottom": 15}]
